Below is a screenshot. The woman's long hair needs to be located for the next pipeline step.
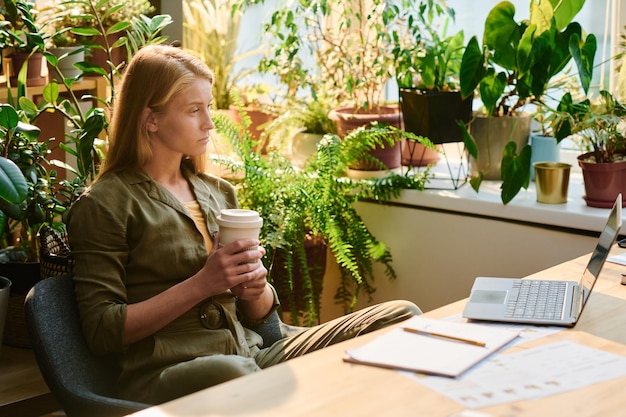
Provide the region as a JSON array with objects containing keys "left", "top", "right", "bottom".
[{"left": 99, "top": 44, "right": 214, "bottom": 179}]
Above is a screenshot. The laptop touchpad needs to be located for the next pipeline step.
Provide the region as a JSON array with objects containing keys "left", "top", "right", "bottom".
[{"left": 470, "top": 290, "right": 507, "bottom": 304}]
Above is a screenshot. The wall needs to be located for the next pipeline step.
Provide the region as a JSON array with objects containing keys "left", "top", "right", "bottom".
[
  {"left": 318, "top": 202, "right": 598, "bottom": 322},
  {"left": 315, "top": 168, "right": 621, "bottom": 322}
]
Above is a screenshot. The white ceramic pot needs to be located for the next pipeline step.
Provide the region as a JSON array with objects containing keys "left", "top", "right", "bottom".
[{"left": 47, "top": 46, "right": 85, "bottom": 80}]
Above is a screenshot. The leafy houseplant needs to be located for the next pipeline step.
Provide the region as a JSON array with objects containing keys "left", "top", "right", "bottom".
[
  {"left": 458, "top": 0, "right": 595, "bottom": 204},
  {"left": 550, "top": 90, "right": 626, "bottom": 207},
  {"left": 213, "top": 99, "right": 433, "bottom": 325},
  {"left": 47, "top": 0, "right": 156, "bottom": 73},
  {"left": 264, "top": 99, "right": 337, "bottom": 168},
  {"left": 0, "top": 0, "right": 48, "bottom": 86},
  {"left": 250, "top": 0, "right": 424, "bottom": 152},
  {"left": 182, "top": 0, "right": 261, "bottom": 111},
  {"left": 252, "top": 0, "right": 415, "bottom": 111},
  {"left": 392, "top": 1, "right": 471, "bottom": 167}
]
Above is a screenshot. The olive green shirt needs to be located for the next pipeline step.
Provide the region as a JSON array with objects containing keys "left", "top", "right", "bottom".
[{"left": 67, "top": 164, "right": 275, "bottom": 400}]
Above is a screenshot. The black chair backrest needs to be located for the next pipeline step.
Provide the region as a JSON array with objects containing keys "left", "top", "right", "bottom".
[{"left": 25, "top": 274, "right": 150, "bottom": 417}]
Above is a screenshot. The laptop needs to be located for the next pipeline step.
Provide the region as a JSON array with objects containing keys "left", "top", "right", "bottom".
[{"left": 463, "top": 193, "right": 622, "bottom": 327}]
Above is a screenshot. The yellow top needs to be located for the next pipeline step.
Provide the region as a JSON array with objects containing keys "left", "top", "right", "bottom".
[{"left": 183, "top": 199, "right": 213, "bottom": 253}]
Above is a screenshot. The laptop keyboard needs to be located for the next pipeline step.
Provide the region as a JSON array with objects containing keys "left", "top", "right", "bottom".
[{"left": 504, "top": 280, "right": 567, "bottom": 320}]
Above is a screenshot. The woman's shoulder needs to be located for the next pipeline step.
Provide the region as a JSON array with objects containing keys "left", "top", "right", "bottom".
[
  {"left": 70, "top": 170, "right": 149, "bottom": 213},
  {"left": 197, "top": 171, "right": 236, "bottom": 191}
]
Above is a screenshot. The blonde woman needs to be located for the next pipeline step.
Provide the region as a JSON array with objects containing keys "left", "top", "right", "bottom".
[{"left": 68, "top": 44, "right": 421, "bottom": 404}]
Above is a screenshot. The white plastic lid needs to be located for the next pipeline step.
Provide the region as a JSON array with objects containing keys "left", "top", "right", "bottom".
[{"left": 216, "top": 209, "right": 263, "bottom": 228}]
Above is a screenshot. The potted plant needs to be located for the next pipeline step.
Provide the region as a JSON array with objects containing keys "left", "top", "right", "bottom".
[
  {"left": 213, "top": 97, "right": 433, "bottom": 325},
  {"left": 47, "top": 0, "right": 155, "bottom": 72},
  {"left": 0, "top": 4, "right": 173, "bottom": 347},
  {"left": 263, "top": 98, "right": 337, "bottom": 168},
  {"left": 0, "top": 100, "right": 71, "bottom": 346},
  {"left": 0, "top": 0, "right": 48, "bottom": 86},
  {"left": 250, "top": 0, "right": 424, "bottom": 171},
  {"left": 458, "top": 0, "right": 595, "bottom": 204},
  {"left": 550, "top": 90, "right": 626, "bottom": 208},
  {"left": 182, "top": 0, "right": 262, "bottom": 112},
  {"left": 35, "top": 2, "right": 87, "bottom": 81},
  {"left": 393, "top": 1, "right": 471, "bottom": 168}
]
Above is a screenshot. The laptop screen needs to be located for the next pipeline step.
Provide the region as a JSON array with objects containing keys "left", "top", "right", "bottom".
[{"left": 578, "top": 193, "right": 622, "bottom": 315}]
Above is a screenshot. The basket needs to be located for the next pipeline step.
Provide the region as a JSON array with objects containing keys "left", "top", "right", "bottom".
[{"left": 39, "top": 226, "right": 75, "bottom": 279}]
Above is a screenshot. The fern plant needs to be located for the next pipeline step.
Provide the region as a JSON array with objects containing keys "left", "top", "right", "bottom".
[{"left": 212, "top": 99, "right": 433, "bottom": 325}]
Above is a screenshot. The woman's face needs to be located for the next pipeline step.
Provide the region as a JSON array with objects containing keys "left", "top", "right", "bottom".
[{"left": 148, "top": 78, "right": 215, "bottom": 158}]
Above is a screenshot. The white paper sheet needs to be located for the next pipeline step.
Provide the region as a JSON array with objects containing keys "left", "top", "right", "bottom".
[
  {"left": 405, "top": 340, "right": 626, "bottom": 408},
  {"left": 607, "top": 252, "right": 626, "bottom": 266},
  {"left": 344, "top": 316, "right": 519, "bottom": 377}
]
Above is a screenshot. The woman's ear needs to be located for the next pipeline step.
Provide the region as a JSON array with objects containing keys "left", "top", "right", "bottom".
[{"left": 142, "top": 108, "right": 158, "bottom": 133}]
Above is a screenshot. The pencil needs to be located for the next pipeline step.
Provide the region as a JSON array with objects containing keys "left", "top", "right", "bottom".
[{"left": 402, "top": 327, "right": 486, "bottom": 347}]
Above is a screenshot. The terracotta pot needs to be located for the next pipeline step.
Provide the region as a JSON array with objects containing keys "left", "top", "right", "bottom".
[
  {"left": 401, "top": 141, "right": 440, "bottom": 167},
  {"left": 85, "top": 32, "right": 126, "bottom": 69},
  {"left": 469, "top": 113, "right": 532, "bottom": 180},
  {"left": 329, "top": 106, "right": 402, "bottom": 170},
  {"left": 245, "top": 109, "right": 277, "bottom": 154},
  {"left": 6, "top": 51, "right": 47, "bottom": 86},
  {"left": 578, "top": 152, "right": 626, "bottom": 208}
]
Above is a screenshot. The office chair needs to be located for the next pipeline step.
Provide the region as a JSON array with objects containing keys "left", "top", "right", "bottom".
[
  {"left": 24, "top": 274, "right": 151, "bottom": 417},
  {"left": 25, "top": 272, "right": 307, "bottom": 417}
]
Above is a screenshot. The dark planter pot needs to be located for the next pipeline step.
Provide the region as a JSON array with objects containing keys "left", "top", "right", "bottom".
[
  {"left": 1, "top": 261, "right": 41, "bottom": 347},
  {"left": 7, "top": 51, "right": 47, "bottom": 86},
  {"left": 399, "top": 89, "right": 473, "bottom": 144},
  {"left": 578, "top": 152, "right": 626, "bottom": 208},
  {"left": 328, "top": 106, "right": 402, "bottom": 170},
  {"left": 270, "top": 235, "right": 327, "bottom": 325}
]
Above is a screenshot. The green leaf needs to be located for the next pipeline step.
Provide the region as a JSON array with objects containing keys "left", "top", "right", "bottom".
[
  {"left": 500, "top": 142, "right": 531, "bottom": 204},
  {"left": 479, "top": 71, "right": 507, "bottom": 116},
  {"left": 106, "top": 21, "right": 131, "bottom": 35},
  {"left": 0, "top": 104, "right": 19, "bottom": 130},
  {"left": 517, "top": 24, "right": 537, "bottom": 76},
  {"left": 483, "top": 1, "right": 519, "bottom": 69},
  {"left": 550, "top": 0, "right": 585, "bottom": 30},
  {"left": 71, "top": 27, "right": 101, "bottom": 37},
  {"left": 570, "top": 33, "right": 597, "bottom": 95},
  {"left": 459, "top": 36, "right": 483, "bottom": 99},
  {"left": 470, "top": 172, "right": 483, "bottom": 193},
  {"left": 550, "top": 22, "right": 581, "bottom": 77},
  {"left": 458, "top": 120, "right": 478, "bottom": 159},
  {"left": 0, "top": 157, "right": 28, "bottom": 204},
  {"left": 43, "top": 82, "right": 60, "bottom": 104}
]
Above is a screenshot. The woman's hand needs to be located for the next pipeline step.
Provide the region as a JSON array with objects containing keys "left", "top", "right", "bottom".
[{"left": 197, "top": 234, "right": 268, "bottom": 299}]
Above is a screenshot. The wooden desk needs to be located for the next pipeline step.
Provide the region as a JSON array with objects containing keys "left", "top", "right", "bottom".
[
  {"left": 0, "top": 346, "right": 60, "bottom": 417},
  {"left": 128, "top": 248, "right": 626, "bottom": 417}
]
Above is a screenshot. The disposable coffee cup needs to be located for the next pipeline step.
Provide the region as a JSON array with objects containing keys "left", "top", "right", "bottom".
[{"left": 216, "top": 209, "right": 263, "bottom": 250}]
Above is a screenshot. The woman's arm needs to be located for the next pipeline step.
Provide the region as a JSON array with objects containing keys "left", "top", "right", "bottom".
[{"left": 122, "top": 237, "right": 268, "bottom": 345}]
